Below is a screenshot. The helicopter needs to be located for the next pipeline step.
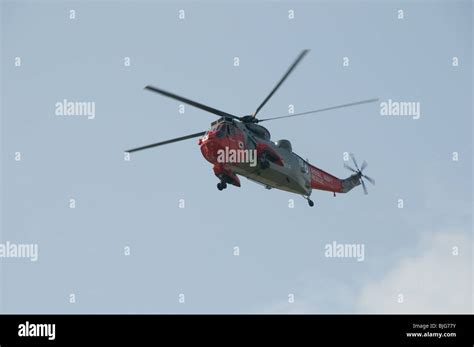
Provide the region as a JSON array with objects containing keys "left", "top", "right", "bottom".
[{"left": 126, "top": 50, "right": 376, "bottom": 207}]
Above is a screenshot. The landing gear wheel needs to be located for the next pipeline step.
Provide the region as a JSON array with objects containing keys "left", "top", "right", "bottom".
[
  {"left": 217, "top": 182, "right": 227, "bottom": 191},
  {"left": 308, "top": 199, "right": 314, "bottom": 207}
]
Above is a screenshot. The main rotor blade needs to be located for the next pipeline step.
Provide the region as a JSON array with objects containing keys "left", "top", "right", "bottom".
[
  {"left": 144, "top": 85, "right": 239, "bottom": 120},
  {"left": 125, "top": 131, "right": 206, "bottom": 153},
  {"left": 350, "top": 153, "right": 360, "bottom": 171},
  {"left": 253, "top": 50, "right": 309, "bottom": 118},
  {"left": 344, "top": 163, "right": 357, "bottom": 173},
  {"left": 258, "top": 98, "right": 379, "bottom": 122},
  {"left": 361, "top": 179, "right": 368, "bottom": 195},
  {"left": 360, "top": 160, "right": 368, "bottom": 171},
  {"left": 363, "top": 175, "right": 375, "bottom": 185}
]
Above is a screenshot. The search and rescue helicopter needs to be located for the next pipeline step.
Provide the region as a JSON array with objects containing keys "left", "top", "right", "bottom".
[{"left": 126, "top": 50, "right": 376, "bottom": 206}]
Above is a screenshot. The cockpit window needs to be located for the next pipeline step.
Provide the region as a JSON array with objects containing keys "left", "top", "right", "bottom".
[
  {"left": 227, "top": 124, "right": 236, "bottom": 135},
  {"left": 216, "top": 124, "right": 225, "bottom": 138}
]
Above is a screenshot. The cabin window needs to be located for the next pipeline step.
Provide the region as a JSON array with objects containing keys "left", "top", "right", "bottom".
[{"left": 300, "top": 158, "right": 309, "bottom": 174}]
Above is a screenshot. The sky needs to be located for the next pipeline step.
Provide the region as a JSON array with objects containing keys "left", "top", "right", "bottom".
[{"left": 0, "top": 0, "right": 472, "bottom": 313}]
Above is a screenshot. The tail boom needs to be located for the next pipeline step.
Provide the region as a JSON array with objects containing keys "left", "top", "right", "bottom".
[{"left": 309, "top": 165, "right": 361, "bottom": 194}]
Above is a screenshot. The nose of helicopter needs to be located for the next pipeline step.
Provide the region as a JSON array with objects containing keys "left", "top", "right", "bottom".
[{"left": 199, "top": 131, "right": 226, "bottom": 164}]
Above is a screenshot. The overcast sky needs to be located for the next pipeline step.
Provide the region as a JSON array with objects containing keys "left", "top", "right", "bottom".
[{"left": 1, "top": 0, "right": 472, "bottom": 313}]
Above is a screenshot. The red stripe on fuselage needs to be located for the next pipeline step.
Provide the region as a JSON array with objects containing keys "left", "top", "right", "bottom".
[{"left": 309, "top": 165, "right": 343, "bottom": 193}]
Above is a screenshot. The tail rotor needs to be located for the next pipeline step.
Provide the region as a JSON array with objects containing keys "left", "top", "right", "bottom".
[{"left": 344, "top": 153, "right": 375, "bottom": 195}]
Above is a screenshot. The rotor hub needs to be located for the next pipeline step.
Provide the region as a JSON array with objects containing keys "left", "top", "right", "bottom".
[{"left": 240, "top": 115, "right": 259, "bottom": 123}]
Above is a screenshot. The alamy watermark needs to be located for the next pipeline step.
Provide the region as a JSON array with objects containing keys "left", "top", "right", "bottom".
[
  {"left": 380, "top": 99, "right": 421, "bottom": 120},
  {"left": 0, "top": 241, "right": 38, "bottom": 262},
  {"left": 217, "top": 146, "right": 257, "bottom": 167},
  {"left": 55, "top": 99, "right": 95, "bottom": 119},
  {"left": 18, "top": 321, "right": 55, "bottom": 341},
  {"left": 324, "top": 241, "right": 365, "bottom": 262}
]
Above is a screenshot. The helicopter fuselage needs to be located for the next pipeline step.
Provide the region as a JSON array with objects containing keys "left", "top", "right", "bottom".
[{"left": 199, "top": 118, "right": 358, "bottom": 197}]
